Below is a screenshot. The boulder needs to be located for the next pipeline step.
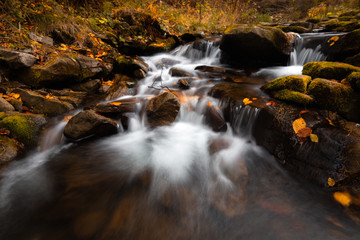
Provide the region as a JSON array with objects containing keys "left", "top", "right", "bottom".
[
  {"left": 179, "top": 33, "right": 204, "bottom": 43},
  {"left": 0, "top": 96, "right": 15, "bottom": 112},
  {"left": 327, "top": 29, "right": 360, "bottom": 61},
  {"left": 170, "top": 68, "right": 194, "bottom": 78},
  {"left": 261, "top": 75, "right": 312, "bottom": 93},
  {"left": 307, "top": 78, "right": 360, "bottom": 122},
  {"left": 345, "top": 53, "right": 360, "bottom": 67},
  {"left": 323, "top": 19, "right": 360, "bottom": 32},
  {"left": 0, "top": 112, "right": 46, "bottom": 148},
  {"left": 273, "top": 89, "right": 314, "bottom": 105},
  {"left": 70, "top": 79, "right": 101, "bottom": 93},
  {"left": 63, "top": 110, "right": 118, "bottom": 140},
  {"left": 177, "top": 79, "right": 190, "bottom": 90},
  {"left": 146, "top": 92, "right": 180, "bottom": 128},
  {"left": 105, "top": 75, "right": 133, "bottom": 101},
  {"left": 302, "top": 61, "right": 360, "bottom": 80},
  {"left": 76, "top": 55, "right": 103, "bottom": 79},
  {"left": 85, "top": 98, "right": 138, "bottom": 118},
  {"left": 28, "top": 32, "right": 54, "bottom": 46},
  {"left": 0, "top": 48, "right": 37, "bottom": 69},
  {"left": 220, "top": 24, "right": 291, "bottom": 67},
  {"left": 0, "top": 135, "right": 21, "bottom": 167},
  {"left": 114, "top": 56, "right": 148, "bottom": 79},
  {"left": 14, "top": 89, "right": 74, "bottom": 116},
  {"left": 347, "top": 72, "right": 360, "bottom": 90},
  {"left": 204, "top": 106, "right": 227, "bottom": 132}
]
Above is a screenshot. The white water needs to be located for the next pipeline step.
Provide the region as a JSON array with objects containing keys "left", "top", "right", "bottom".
[{"left": 0, "top": 37, "right": 359, "bottom": 240}]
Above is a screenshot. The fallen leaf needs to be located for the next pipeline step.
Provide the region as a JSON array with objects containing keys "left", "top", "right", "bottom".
[
  {"left": 243, "top": 98, "right": 252, "bottom": 105},
  {"left": 333, "top": 192, "right": 351, "bottom": 207},
  {"left": 310, "top": 133, "right": 319, "bottom": 142},
  {"left": 266, "top": 101, "right": 276, "bottom": 106},
  {"left": 296, "top": 127, "right": 312, "bottom": 138},
  {"left": 328, "top": 35, "right": 339, "bottom": 43},
  {"left": 0, "top": 128, "right": 10, "bottom": 135},
  {"left": 299, "top": 110, "right": 309, "bottom": 115},
  {"left": 62, "top": 115, "right": 72, "bottom": 122},
  {"left": 293, "top": 118, "right": 306, "bottom": 134},
  {"left": 328, "top": 177, "right": 335, "bottom": 187},
  {"left": 326, "top": 118, "right": 335, "bottom": 126},
  {"left": 109, "top": 102, "right": 122, "bottom": 106}
]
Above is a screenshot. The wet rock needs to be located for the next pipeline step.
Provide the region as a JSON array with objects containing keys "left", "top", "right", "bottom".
[
  {"left": 179, "top": 32, "right": 204, "bottom": 43},
  {"left": 170, "top": 67, "right": 194, "bottom": 78},
  {"left": 345, "top": 53, "right": 360, "bottom": 67},
  {"left": 279, "top": 25, "right": 310, "bottom": 34},
  {"left": 64, "top": 110, "right": 118, "bottom": 140},
  {"left": 0, "top": 48, "right": 37, "bottom": 69},
  {"left": 9, "top": 98, "right": 22, "bottom": 112},
  {"left": 76, "top": 55, "right": 103, "bottom": 79},
  {"left": 220, "top": 24, "right": 291, "bottom": 67},
  {"left": 327, "top": 29, "right": 360, "bottom": 61},
  {"left": 28, "top": 32, "right": 54, "bottom": 46},
  {"left": 49, "top": 89, "right": 87, "bottom": 99},
  {"left": 114, "top": 56, "right": 149, "bottom": 79},
  {"left": 85, "top": 98, "right": 138, "bottom": 118},
  {"left": 0, "top": 135, "right": 21, "bottom": 167},
  {"left": 160, "top": 58, "right": 181, "bottom": 67},
  {"left": 0, "top": 112, "right": 46, "bottom": 148},
  {"left": 70, "top": 79, "right": 101, "bottom": 93},
  {"left": 105, "top": 75, "right": 133, "bottom": 101},
  {"left": 323, "top": 19, "right": 360, "bottom": 32},
  {"left": 0, "top": 96, "right": 15, "bottom": 112},
  {"left": 262, "top": 75, "right": 312, "bottom": 93},
  {"left": 146, "top": 92, "right": 180, "bottom": 128},
  {"left": 347, "top": 72, "right": 360, "bottom": 90},
  {"left": 204, "top": 106, "right": 227, "bottom": 132},
  {"left": 14, "top": 88, "right": 74, "bottom": 116},
  {"left": 177, "top": 79, "right": 190, "bottom": 90},
  {"left": 146, "top": 36, "right": 179, "bottom": 54},
  {"left": 307, "top": 78, "right": 360, "bottom": 122},
  {"left": 273, "top": 89, "right": 314, "bottom": 106},
  {"left": 302, "top": 61, "right": 360, "bottom": 80}
]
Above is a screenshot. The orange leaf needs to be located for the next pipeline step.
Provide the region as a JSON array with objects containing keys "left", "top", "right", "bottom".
[
  {"left": 310, "top": 133, "right": 319, "bottom": 142},
  {"left": 299, "top": 110, "right": 309, "bottom": 115},
  {"left": 109, "top": 102, "right": 122, "bottom": 106},
  {"left": 243, "top": 98, "right": 252, "bottom": 105},
  {"left": 328, "top": 177, "right": 335, "bottom": 187},
  {"left": 296, "top": 127, "right": 312, "bottom": 138},
  {"left": 0, "top": 128, "right": 10, "bottom": 135},
  {"left": 326, "top": 118, "right": 335, "bottom": 126},
  {"left": 266, "top": 101, "right": 276, "bottom": 106},
  {"left": 62, "top": 115, "right": 72, "bottom": 122},
  {"left": 292, "top": 118, "right": 306, "bottom": 134},
  {"left": 333, "top": 192, "right": 351, "bottom": 207}
]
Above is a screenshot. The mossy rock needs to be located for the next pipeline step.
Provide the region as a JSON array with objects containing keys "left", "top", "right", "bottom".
[
  {"left": 147, "top": 37, "right": 178, "bottom": 53},
  {"left": 323, "top": 19, "right": 360, "bottom": 32},
  {"left": 303, "top": 61, "right": 360, "bottom": 80},
  {"left": 308, "top": 78, "right": 359, "bottom": 122},
  {"left": 347, "top": 72, "right": 360, "bottom": 90},
  {"left": 328, "top": 29, "right": 360, "bottom": 61},
  {"left": 261, "top": 75, "right": 312, "bottom": 93},
  {"left": 273, "top": 89, "right": 314, "bottom": 105},
  {"left": 0, "top": 135, "right": 21, "bottom": 166},
  {"left": 344, "top": 52, "right": 360, "bottom": 67},
  {"left": 277, "top": 25, "right": 309, "bottom": 34},
  {"left": 0, "top": 113, "right": 46, "bottom": 148}
]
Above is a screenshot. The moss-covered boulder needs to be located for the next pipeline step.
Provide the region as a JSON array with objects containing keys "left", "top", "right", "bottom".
[
  {"left": 323, "top": 19, "right": 360, "bottom": 32},
  {"left": 0, "top": 135, "right": 21, "bottom": 168},
  {"left": 302, "top": 61, "right": 360, "bottom": 80},
  {"left": 0, "top": 113, "right": 46, "bottom": 148},
  {"left": 327, "top": 29, "right": 360, "bottom": 61},
  {"left": 347, "top": 72, "right": 360, "bottom": 90},
  {"left": 261, "top": 75, "right": 312, "bottom": 93},
  {"left": 345, "top": 52, "right": 360, "bottom": 67},
  {"left": 220, "top": 24, "right": 291, "bottom": 67},
  {"left": 308, "top": 78, "right": 360, "bottom": 122},
  {"left": 273, "top": 89, "right": 314, "bottom": 105}
]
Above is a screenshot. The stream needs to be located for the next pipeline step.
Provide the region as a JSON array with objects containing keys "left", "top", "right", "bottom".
[{"left": 1, "top": 33, "right": 360, "bottom": 240}]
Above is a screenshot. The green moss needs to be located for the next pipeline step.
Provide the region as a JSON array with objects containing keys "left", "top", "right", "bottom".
[
  {"left": 0, "top": 115, "right": 37, "bottom": 147},
  {"left": 0, "top": 112, "right": 6, "bottom": 120},
  {"left": 273, "top": 89, "right": 314, "bottom": 105},
  {"left": 303, "top": 61, "right": 360, "bottom": 80},
  {"left": 307, "top": 78, "right": 354, "bottom": 115},
  {"left": 262, "top": 75, "right": 312, "bottom": 93},
  {"left": 346, "top": 72, "right": 360, "bottom": 90}
]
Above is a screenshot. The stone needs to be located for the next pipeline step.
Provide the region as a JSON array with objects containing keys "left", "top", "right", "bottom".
[
  {"left": 345, "top": 53, "right": 360, "bottom": 67},
  {"left": 347, "top": 72, "right": 360, "bottom": 90},
  {"left": 170, "top": 67, "right": 194, "bottom": 78},
  {"left": 146, "top": 92, "right": 180, "bottom": 128},
  {"left": 204, "top": 106, "right": 227, "bottom": 132},
  {"left": 70, "top": 79, "right": 101, "bottom": 93},
  {"left": 177, "top": 79, "right": 190, "bottom": 90},
  {"left": 0, "top": 135, "right": 21, "bottom": 167},
  {"left": 179, "top": 33, "right": 204, "bottom": 43},
  {"left": 50, "top": 28, "right": 75, "bottom": 44},
  {"left": 327, "top": 29, "right": 360, "bottom": 61},
  {"left": 0, "top": 96, "right": 15, "bottom": 112},
  {"left": 28, "top": 32, "right": 54, "bottom": 46},
  {"left": 0, "top": 113, "right": 46, "bottom": 148},
  {"left": 0, "top": 48, "right": 37, "bottom": 69},
  {"left": 261, "top": 75, "right": 312, "bottom": 93},
  {"left": 302, "top": 61, "right": 360, "bottom": 80},
  {"left": 63, "top": 110, "right": 118, "bottom": 140},
  {"left": 105, "top": 75, "right": 133, "bottom": 101},
  {"left": 220, "top": 24, "right": 291, "bottom": 67},
  {"left": 85, "top": 98, "right": 138, "bottom": 118},
  {"left": 76, "top": 55, "right": 103, "bottom": 79},
  {"left": 14, "top": 88, "right": 74, "bottom": 116},
  {"left": 273, "top": 89, "right": 314, "bottom": 105},
  {"left": 307, "top": 78, "right": 360, "bottom": 122},
  {"left": 160, "top": 58, "right": 181, "bottom": 67},
  {"left": 114, "top": 56, "right": 149, "bottom": 79}
]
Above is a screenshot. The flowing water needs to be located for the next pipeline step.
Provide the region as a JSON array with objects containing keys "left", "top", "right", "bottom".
[{"left": 1, "top": 36, "right": 360, "bottom": 240}]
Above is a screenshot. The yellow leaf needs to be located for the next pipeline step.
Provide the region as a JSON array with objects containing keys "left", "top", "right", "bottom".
[
  {"left": 333, "top": 192, "right": 351, "bottom": 207},
  {"left": 109, "top": 102, "right": 122, "bottom": 106},
  {"left": 328, "top": 177, "right": 335, "bottom": 187},
  {"left": 99, "top": 19, "right": 105, "bottom": 24},
  {"left": 328, "top": 36, "right": 339, "bottom": 42},
  {"left": 243, "top": 98, "right": 252, "bottom": 105},
  {"left": 292, "top": 118, "right": 306, "bottom": 134},
  {"left": 310, "top": 133, "right": 319, "bottom": 142}
]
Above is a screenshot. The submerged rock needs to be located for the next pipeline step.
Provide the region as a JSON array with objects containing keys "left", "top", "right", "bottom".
[
  {"left": 220, "top": 24, "right": 291, "bottom": 67},
  {"left": 302, "top": 61, "right": 360, "bottom": 80},
  {"left": 64, "top": 110, "right": 118, "bottom": 140},
  {"left": 146, "top": 92, "right": 180, "bottom": 128}
]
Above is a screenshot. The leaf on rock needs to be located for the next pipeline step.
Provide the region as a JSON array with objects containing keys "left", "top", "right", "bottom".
[
  {"left": 333, "top": 192, "right": 351, "bottom": 207},
  {"left": 266, "top": 101, "right": 276, "bottom": 106},
  {"left": 328, "top": 177, "right": 335, "bottom": 187},
  {"left": 109, "top": 102, "right": 122, "bottom": 106},
  {"left": 243, "top": 98, "right": 252, "bottom": 105},
  {"left": 310, "top": 133, "right": 319, "bottom": 142},
  {"left": 292, "top": 118, "right": 306, "bottom": 134},
  {"left": 296, "top": 127, "right": 312, "bottom": 138},
  {"left": 326, "top": 118, "right": 335, "bottom": 126}
]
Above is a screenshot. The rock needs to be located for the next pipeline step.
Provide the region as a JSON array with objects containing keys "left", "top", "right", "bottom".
[
  {"left": 85, "top": 98, "right": 138, "bottom": 118},
  {"left": 220, "top": 24, "right": 291, "bottom": 67},
  {"left": 50, "top": 28, "right": 76, "bottom": 44},
  {"left": 170, "top": 67, "right": 194, "bottom": 78},
  {"left": 0, "top": 135, "right": 21, "bottom": 167},
  {"left": 347, "top": 72, "right": 360, "bottom": 90},
  {"left": 323, "top": 19, "right": 360, "bottom": 32},
  {"left": 302, "top": 61, "right": 360, "bottom": 80},
  {"left": 63, "top": 110, "right": 118, "bottom": 140},
  {"left": 49, "top": 89, "right": 87, "bottom": 99},
  {"left": 28, "top": 32, "right": 54, "bottom": 46},
  {"left": 70, "top": 79, "right": 101, "bottom": 93},
  {"left": 160, "top": 58, "right": 181, "bottom": 67},
  {"left": 345, "top": 53, "right": 360, "bottom": 67},
  {"left": 9, "top": 98, "right": 22, "bottom": 112},
  {"left": 177, "top": 79, "right": 190, "bottom": 90},
  {"left": 105, "top": 75, "right": 133, "bottom": 101},
  {"left": 261, "top": 75, "right": 312, "bottom": 93},
  {"left": 327, "top": 29, "right": 360, "bottom": 61},
  {"left": 146, "top": 37, "right": 178, "bottom": 54},
  {"left": 0, "top": 48, "right": 37, "bottom": 69},
  {"left": 0, "top": 113, "right": 46, "bottom": 148},
  {"left": 14, "top": 88, "right": 74, "bottom": 116},
  {"left": 307, "top": 78, "right": 360, "bottom": 122},
  {"left": 204, "top": 106, "right": 227, "bottom": 132},
  {"left": 179, "top": 33, "right": 204, "bottom": 43},
  {"left": 114, "top": 56, "right": 149, "bottom": 79},
  {"left": 279, "top": 25, "right": 310, "bottom": 34},
  {"left": 273, "top": 89, "right": 314, "bottom": 105},
  {"left": 146, "top": 92, "right": 180, "bottom": 128},
  {"left": 76, "top": 55, "right": 103, "bottom": 79},
  {"left": 0, "top": 96, "right": 15, "bottom": 112}
]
